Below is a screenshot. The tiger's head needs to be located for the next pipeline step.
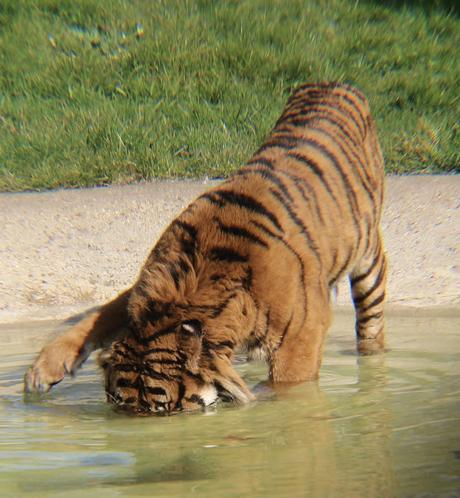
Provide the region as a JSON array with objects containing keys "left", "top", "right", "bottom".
[
  {"left": 99, "top": 314, "right": 255, "bottom": 415},
  {"left": 99, "top": 211, "right": 258, "bottom": 415}
]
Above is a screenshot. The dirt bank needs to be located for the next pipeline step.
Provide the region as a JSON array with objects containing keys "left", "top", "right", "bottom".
[{"left": 0, "top": 176, "right": 458, "bottom": 323}]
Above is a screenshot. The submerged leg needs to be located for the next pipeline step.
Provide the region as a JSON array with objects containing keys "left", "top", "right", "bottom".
[
  {"left": 350, "top": 234, "right": 387, "bottom": 354},
  {"left": 269, "top": 291, "right": 332, "bottom": 383},
  {"left": 24, "top": 288, "right": 131, "bottom": 393}
]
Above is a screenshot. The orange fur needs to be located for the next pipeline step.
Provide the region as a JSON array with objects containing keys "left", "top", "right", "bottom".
[{"left": 25, "top": 82, "right": 387, "bottom": 414}]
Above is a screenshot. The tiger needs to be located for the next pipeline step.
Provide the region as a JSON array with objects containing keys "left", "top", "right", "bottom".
[{"left": 24, "top": 82, "right": 387, "bottom": 414}]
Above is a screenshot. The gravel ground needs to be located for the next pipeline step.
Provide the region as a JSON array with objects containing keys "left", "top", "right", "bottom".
[{"left": 1, "top": 176, "right": 459, "bottom": 323}]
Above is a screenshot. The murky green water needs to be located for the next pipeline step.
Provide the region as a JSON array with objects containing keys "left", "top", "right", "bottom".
[{"left": 1, "top": 310, "right": 459, "bottom": 498}]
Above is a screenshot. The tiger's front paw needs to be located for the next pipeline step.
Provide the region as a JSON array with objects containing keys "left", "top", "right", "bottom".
[{"left": 24, "top": 340, "right": 87, "bottom": 394}]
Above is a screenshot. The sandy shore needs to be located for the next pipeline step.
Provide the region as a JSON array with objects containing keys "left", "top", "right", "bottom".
[{"left": 0, "top": 176, "right": 459, "bottom": 323}]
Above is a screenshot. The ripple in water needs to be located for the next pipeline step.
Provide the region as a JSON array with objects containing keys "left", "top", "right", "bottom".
[{"left": 0, "top": 310, "right": 459, "bottom": 497}]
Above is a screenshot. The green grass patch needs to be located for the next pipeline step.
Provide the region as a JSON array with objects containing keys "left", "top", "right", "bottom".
[{"left": 1, "top": 0, "right": 459, "bottom": 191}]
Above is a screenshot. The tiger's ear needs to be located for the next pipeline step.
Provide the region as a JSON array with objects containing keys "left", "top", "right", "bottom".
[
  {"left": 179, "top": 320, "right": 203, "bottom": 373},
  {"left": 98, "top": 348, "right": 112, "bottom": 369}
]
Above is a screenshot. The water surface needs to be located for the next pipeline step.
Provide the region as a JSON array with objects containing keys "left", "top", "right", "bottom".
[{"left": 1, "top": 310, "right": 459, "bottom": 497}]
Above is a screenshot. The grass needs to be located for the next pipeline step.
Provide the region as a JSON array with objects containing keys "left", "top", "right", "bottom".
[{"left": 0, "top": 0, "right": 459, "bottom": 191}]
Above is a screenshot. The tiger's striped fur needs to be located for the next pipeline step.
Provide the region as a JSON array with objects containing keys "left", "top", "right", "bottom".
[{"left": 25, "top": 82, "right": 387, "bottom": 414}]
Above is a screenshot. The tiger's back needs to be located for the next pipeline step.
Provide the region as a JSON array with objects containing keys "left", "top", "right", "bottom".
[{"left": 219, "top": 81, "right": 385, "bottom": 294}]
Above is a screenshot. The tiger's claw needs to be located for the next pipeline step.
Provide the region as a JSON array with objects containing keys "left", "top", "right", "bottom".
[{"left": 24, "top": 366, "right": 64, "bottom": 394}]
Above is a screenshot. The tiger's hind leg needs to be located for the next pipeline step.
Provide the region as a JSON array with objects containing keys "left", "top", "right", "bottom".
[{"left": 350, "top": 233, "right": 387, "bottom": 354}]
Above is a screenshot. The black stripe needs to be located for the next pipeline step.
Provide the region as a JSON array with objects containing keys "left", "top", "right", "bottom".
[
  {"left": 286, "top": 84, "right": 332, "bottom": 105},
  {"left": 169, "top": 265, "right": 180, "bottom": 289},
  {"left": 145, "top": 358, "right": 182, "bottom": 367},
  {"left": 116, "top": 378, "right": 136, "bottom": 388},
  {"left": 177, "top": 258, "right": 191, "bottom": 274},
  {"left": 314, "top": 91, "right": 366, "bottom": 134},
  {"left": 275, "top": 314, "right": 293, "bottom": 351},
  {"left": 329, "top": 250, "right": 354, "bottom": 287},
  {"left": 257, "top": 137, "right": 301, "bottom": 153},
  {"left": 133, "top": 325, "right": 177, "bottom": 346},
  {"left": 210, "top": 247, "right": 248, "bottom": 263},
  {"left": 144, "top": 386, "right": 167, "bottom": 396},
  {"left": 247, "top": 304, "right": 260, "bottom": 339},
  {"left": 344, "top": 85, "right": 367, "bottom": 104},
  {"left": 335, "top": 92, "right": 367, "bottom": 134},
  {"left": 210, "top": 273, "right": 224, "bottom": 282},
  {"left": 286, "top": 151, "right": 340, "bottom": 205},
  {"left": 362, "top": 218, "right": 372, "bottom": 257},
  {"left": 138, "top": 397, "right": 155, "bottom": 412},
  {"left": 240, "top": 161, "right": 321, "bottom": 261},
  {"left": 144, "top": 347, "right": 182, "bottom": 357},
  {"left": 242, "top": 266, "right": 253, "bottom": 290},
  {"left": 207, "top": 189, "right": 283, "bottom": 232},
  {"left": 235, "top": 166, "right": 295, "bottom": 204},
  {"left": 248, "top": 338, "right": 264, "bottom": 354},
  {"left": 249, "top": 220, "right": 277, "bottom": 238},
  {"left": 353, "top": 261, "right": 386, "bottom": 305},
  {"left": 269, "top": 188, "right": 321, "bottom": 262},
  {"left": 281, "top": 103, "right": 351, "bottom": 123},
  {"left": 134, "top": 283, "right": 152, "bottom": 301},
  {"left": 250, "top": 219, "right": 308, "bottom": 291},
  {"left": 305, "top": 125, "right": 375, "bottom": 206},
  {"left": 281, "top": 102, "right": 363, "bottom": 141},
  {"left": 112, "top": 363, "right": 178, "bottom": 382},
  {"left": 131, "top": 288, "right": 165, "bottom": 326},
  {"left": 201, "top": 192, "right": 225, "bottom": 207},
  {"left": 210, "top": 292, "right": 237, "bottom": 318},
  {"left": 206, "top": 340, "right": 235, "bottom": 350},
  {"left": 360, "top": 293, "right": 385, "bottom": 314},
  {"left": 288, "top": 140, "right": 361, "bottom": 230},
  {"left": 350, "top": 248, "right": 382, "bottom": 286},
  {"left": 358, "top": 311, "right": 383, "bottom": 325},
  {"left": 262, "top": 308, "right": 271, "bottom": 339},
  {"left": 123, "top": 396, "right": 137, "bottom": 405},
  {"left": 322, "top": 84, "right": 367, "bottom": 103},
  {"left": 111, "top": 362, "right": 139, "bottom": 374},
  {"left": 183, "top": 370, "right": 205, "bottom": 385},
  {"left": 173, "top": 220, "right": 198, "bottom": 240},
  {"left": 174, "top": 382, "right": 186, "bottom": 411},
  {"left": 115, "top": 343, "right": 183, "bottom": 360},
  {"left": 249, "top": 221, "right": 307, "bottom": 328},
  {"left": 287, "top": 84, "right": 366, "bottom": 116},
  {"left": 215, "top": 219, "right": 269, "bottom": 248},
  {"left": 279, "top": 169, "right": 326, "bottom": 226},
  {"left": 300, "top": 110, "right": 362, "bottom": 148},
  {"left": 146, "top": 300, "right": 174, "bottom": 323},
  {"left": 113, "top": 341, "right": 139, "bottom": 359},
  {"left": 284, "top": 92, "right": 366, "bottom": 136},
  {"left": 277, "top": 112, "right": 361, "bottom": 149},
  {"left": 179, "top": 239, "right": 198, "bottom": 266},
  {"left": 175, "top": 302, "right": 219, "bottom": 316},
  {"left": 246, "top": 157, "right": 275, "bottom": 169}
]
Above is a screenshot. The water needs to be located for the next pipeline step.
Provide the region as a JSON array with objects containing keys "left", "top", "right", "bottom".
[{"left": 0, "top": 310, "right": 459, "bottom": 498}]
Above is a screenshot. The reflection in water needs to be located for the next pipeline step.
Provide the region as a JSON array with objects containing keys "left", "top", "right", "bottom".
[
  {"left": 345, "top": 353, "right": 395, "bottom": 498},
  {"left": 0, "top": 309, "right": 459, "bottom": 497}
]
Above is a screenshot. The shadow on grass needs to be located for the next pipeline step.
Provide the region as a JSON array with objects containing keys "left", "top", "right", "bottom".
[{"left": 362, "top": 0, "right": 460, "bottom": 16}]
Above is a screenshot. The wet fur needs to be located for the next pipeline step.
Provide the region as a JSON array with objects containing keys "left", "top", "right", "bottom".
[{"left": 25, "top": 82, "right": 387, "bottom": 413}]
